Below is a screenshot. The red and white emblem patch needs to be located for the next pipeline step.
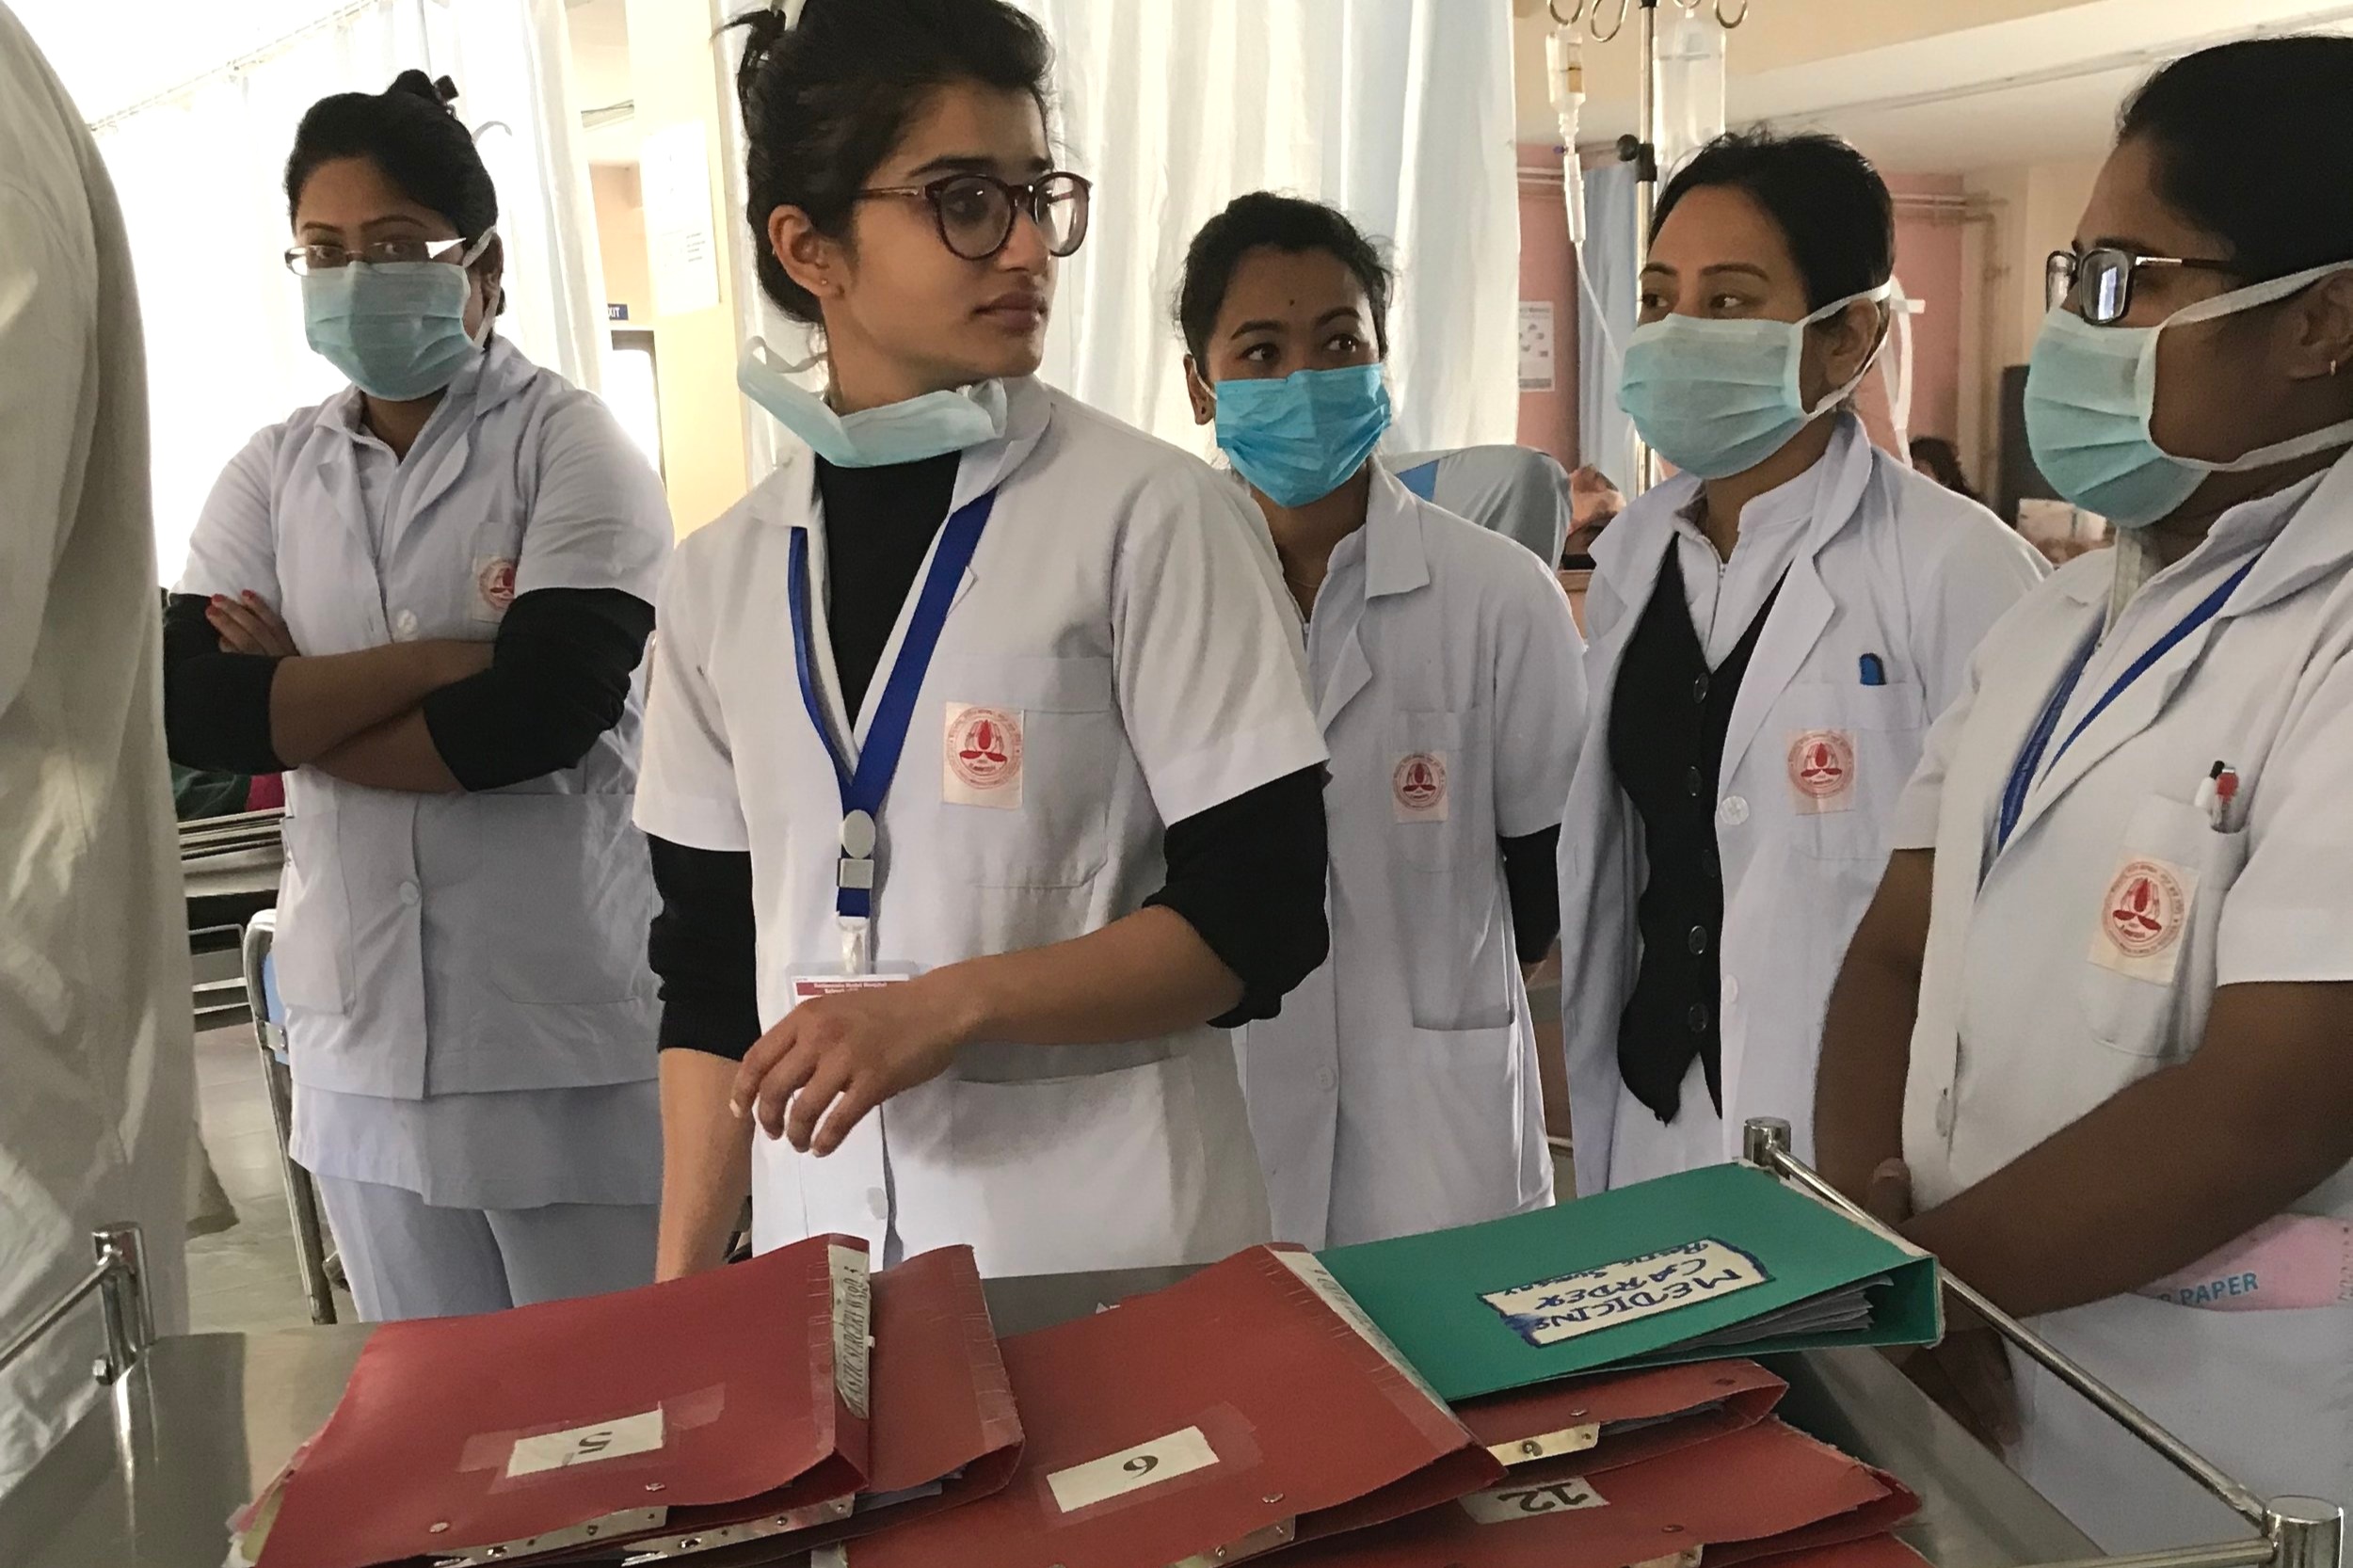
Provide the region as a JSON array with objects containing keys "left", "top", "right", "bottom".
[
  {"left": 1786, "top": 728, "right": 1857, "bottom": 814},
  {"left": 2089, "top": 854, "right": 2199, "bottom": 983},
  {"left": 474, "top": 555, "right": 518, "bottom": 616},
  {"left": 1392, "top": 751, "right": 1449, "bottom": 823},
  {"left": 943, "top": 703, "right": 1023, "bottom": 808}
]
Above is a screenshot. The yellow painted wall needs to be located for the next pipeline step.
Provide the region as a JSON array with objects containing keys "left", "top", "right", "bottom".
[
  {"left": 590, "top": 162, "right": 653, "bottom": 323},
  {"left": 1960, "top": 154, "right": 2104, "bottom": 488},
  {"left": 622, "top": 0, "right": 750, "bottom": 536}
]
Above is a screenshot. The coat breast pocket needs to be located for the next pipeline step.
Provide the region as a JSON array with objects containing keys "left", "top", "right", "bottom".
[
  {"left": 1775, "top": 680, "right": 1928, "bottom": 861},
  {"left": 464, "top": 512, "right": 527, "bottom": 627},
  {"left": 932, "top": 654, "right": 1116, "bottom": 889},
  {"left": 1388, "top": 709, "right": 1473, "bottom": 871},
  {"left": 2078, "top": 792, "right": 2249, "bottom": 1059}
]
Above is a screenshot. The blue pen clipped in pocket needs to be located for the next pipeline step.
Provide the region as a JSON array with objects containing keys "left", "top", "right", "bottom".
[{"left": 1859, "top": 653, "right": 1886, "bottom": 687}]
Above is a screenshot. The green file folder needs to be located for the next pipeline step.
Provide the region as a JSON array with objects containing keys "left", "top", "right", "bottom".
[{"left": 1319, "top": 1164, "right": 1943, "bottom": 1402}]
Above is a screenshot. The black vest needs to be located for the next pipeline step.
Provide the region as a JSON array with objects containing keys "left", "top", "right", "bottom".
[{"left": 1607, "top": 543, "right": 1783, "bottom": 1125}]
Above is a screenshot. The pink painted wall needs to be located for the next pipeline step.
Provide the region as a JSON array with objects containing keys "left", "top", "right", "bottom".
[
  {"left": 1886, "top": 172, "right": 1966, "bottom": 451},
  {"left": 1516, "top": 142, "right": 1578, "bottom": 467}
]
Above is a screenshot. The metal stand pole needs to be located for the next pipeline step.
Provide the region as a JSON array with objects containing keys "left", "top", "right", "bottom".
[
  {"left": 1740, "top": 1118, "right": 2346, "bottom": 1568},
  {"left": 1630, "top": 0, "right": 1660, "bottom": 492},
  {"left": 91, "top": 1224, "right": 152, "bottom": 1385}
]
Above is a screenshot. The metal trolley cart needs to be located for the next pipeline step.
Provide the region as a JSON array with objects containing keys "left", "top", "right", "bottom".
[{"left": 1, "top": 1121, "right": 2339, "bottom": 1567}]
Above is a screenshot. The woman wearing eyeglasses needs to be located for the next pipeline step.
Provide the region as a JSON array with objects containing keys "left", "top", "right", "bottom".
[
  {"left": 638, "top": 0, "right": 1328, "bottom": 1280},
  {"left": 1817, "top": 38, "right": 2353, "bottom": 1547},
  {"left": 162, "top": 73, "right": 673, "bottom": 1320}
]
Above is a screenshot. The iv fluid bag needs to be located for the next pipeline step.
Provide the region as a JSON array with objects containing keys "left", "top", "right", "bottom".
[{"left": 1657, "top": 6, "right": 1726, "bottom": 177}]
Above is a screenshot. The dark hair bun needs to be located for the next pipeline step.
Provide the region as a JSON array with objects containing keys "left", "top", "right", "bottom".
[{"left": 387, "top": 70, "right": 461, "bottom": 112}]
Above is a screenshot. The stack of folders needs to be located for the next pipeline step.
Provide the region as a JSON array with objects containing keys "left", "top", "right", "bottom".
[
  {"left": 234, "top": 1237, "right": 1023, "bottom": 1568},
  {"left": 232, "top": 1164, "right": 1945, "bottom": 1568}
]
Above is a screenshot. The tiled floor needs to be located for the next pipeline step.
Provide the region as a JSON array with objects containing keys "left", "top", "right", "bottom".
[{"left": 187, "top": 1022, "right": 348, "bottom": 1333}]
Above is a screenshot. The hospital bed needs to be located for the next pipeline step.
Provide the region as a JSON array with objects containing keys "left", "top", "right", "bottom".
[{"left": 3, "top": 1122, "right": 2339, "bottom": 1568}]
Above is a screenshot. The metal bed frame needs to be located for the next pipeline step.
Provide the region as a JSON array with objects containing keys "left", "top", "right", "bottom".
[
  {"left": 5, "top": 1122, "right": 2340, "bottom": 1568},
  {"left": 240, "top": 909, "right": 342, "bottom": 1326},
  {"left": 1739, "top": 1118, "right": 2344, "bottom": 1568}
]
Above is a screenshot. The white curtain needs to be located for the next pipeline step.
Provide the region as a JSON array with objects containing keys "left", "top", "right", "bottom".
[
  {"left": 722, "top": 0, "right": 1521, "bottom": 478},
  {"left": 43, "top": 0, "right": 598, "bottom": 579},
  {"left": 1577, "top": 158, "right": 1640, "bottom": 489}
]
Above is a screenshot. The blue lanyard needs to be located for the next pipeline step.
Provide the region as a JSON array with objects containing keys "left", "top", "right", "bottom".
[
  {"left": 1994, "top": 554, "right": 2259, "bottom": 854},
  {"left": 788, "top": 490, "right": 997, "bottom": 962}
]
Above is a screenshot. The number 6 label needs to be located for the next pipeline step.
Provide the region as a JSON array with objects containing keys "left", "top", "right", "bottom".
[{"left": 1047, "top": 1427, "right": 1220, "bottom": 1512}]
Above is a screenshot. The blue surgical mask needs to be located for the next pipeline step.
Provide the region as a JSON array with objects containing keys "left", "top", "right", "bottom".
[
  {"left": 1617, "top": 284, "right": 1892, "bottom": 479},
  {"left": 2025, "top": 260, "right": 2353, "bottom": 529},
  {"left": 738, "top": 338, "right": 1009, "bottom": 468},
  {"left": 1213, "top": 364, "right": 1392, "bottom": 508},
  {"left": 301, "top": 229, "right": 495, "bottom": 402}
]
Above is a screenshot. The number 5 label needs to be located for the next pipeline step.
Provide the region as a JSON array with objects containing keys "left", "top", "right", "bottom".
[
  {"left": 506, "top": 1408, "right": 666, "bottom": 1479},
  {"left": 1047, "top": 1426, "right": 1220, "bottom": 1513}
]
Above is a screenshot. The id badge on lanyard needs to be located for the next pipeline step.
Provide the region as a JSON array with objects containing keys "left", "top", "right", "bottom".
[
  {"left": 788, "top": 489, "right": 999, "bottom": 976},
  {"left": 1993, "top": 552, "right": 2261, "bottom": 856}
]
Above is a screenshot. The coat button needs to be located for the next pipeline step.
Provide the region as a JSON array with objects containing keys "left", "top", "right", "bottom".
[
  {"left": 397, "top": 881, "right": 420, "bottom": 906},
  {"left": 392, "top": 609, "right": 420, "bottom": 641},
  {"left": 1317, "top": 1066, "right": 1337, "bottom": 1090},
  {"left": 1685, "top": 766, "right": 1705, "bottom": 798},
  {"left": 1686, "top": 925, "right": 1708, "bottom": 955},
  {"left": 1720, "top": 795, "right": 1750, "bottom": 827},
  {"left": 1687, "top": 1003, "right": 1710, "bottom": 1033},
  {"left": 1723, "top": 975, "right": 1740, "bottom": 1005},
  {"left": 1691, "top": 673, "right": 1710, "bottom": 704}
]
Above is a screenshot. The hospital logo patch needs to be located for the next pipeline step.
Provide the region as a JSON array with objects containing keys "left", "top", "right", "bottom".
[
  {"left": 1785, "top": 728, "right": 1857, "bottom": 814},
  {"left": 1393, "top": 751, "right": 1450, "bottom": 824},
  {"left": 943, "top": 704, "right": 1024, "bottom": 809},
  {"left": 2089, "top": 854, "right": 2199, "bottom": 983},
  {"left": 474, "top": 555, "right": 519, "bottom": 616}
]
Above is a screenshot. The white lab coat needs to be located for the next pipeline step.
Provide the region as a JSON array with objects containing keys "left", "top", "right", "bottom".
[
  {"left": 1559, "top": 415, "right": 2043, "bottom": 1192},
  {"left": 1238, "top": 469, "right": 1584, "bottom": 1248},
  {"left": 1388, "top": 446, "right": 1573, "bottom": 568},
  {"left": 636, "top": 376, "right": 1328, "bottom": 1278},
  {"left": 0, "top": 3, "right": 193, "bottom": 1495},
  {"left": 178, "top": 338, "right": 670, "bottom": 1109},
  {"left": 1898, "top": 456, "right": 2353, "bottom": 1550}
]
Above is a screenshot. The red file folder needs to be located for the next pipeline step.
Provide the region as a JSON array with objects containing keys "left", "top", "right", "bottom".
[
  {"left": 1748, "top": 1534, "right": 1935, "bottom": 1568},
  {"left": 846, "top": 1245, "right": 1501, "bottom": 1568},
  {"left": 1276, "top": 1417, "right": 1913, "bottom": 1568},
  {"left": 1456, "top": 1358, "right": 1787, "bottom": 1475},
  {"left": 791, "top": 1244, "right": 1024, "bottom": 1549},
  {"left": 249, "top": 1236, "right": 872, "bottom": 1568}
]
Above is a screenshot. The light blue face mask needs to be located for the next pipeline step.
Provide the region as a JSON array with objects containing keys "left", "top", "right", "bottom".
[
  {"left": 2025, "top": 260, "right": 2353, "bottom": 529},
  {"left": 737, "top": 338, "right": 1010, "bottom": 468},
  {"left": 301, "top": 230, "right": 495, "bottom": 402},
  {"left": 1617, "top": 284, "right": 1892, "bottom": 479},
  {"left": 1212, "top": 363, "right": 1393, "bottom": 508}
]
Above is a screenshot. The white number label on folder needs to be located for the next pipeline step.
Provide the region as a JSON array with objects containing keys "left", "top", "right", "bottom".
[
  {"left": 1481, "top": 1238, "right": 1769, "bottom": 1348},
  {"left": 1047, "top": 1427, "right": 1218, "bottom": 1512},
  {"left": 505, "top": 1408, "right": 665, "bottom": 1478},
  {"left": 1460, "top": 1475, "right": 1608, "bottom": 1524}
]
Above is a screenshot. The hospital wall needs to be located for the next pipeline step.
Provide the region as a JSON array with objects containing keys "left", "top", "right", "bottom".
[
  {"left": 1517, "top": 143, "right": 1579, "bottom": 469},
  {"left": 1958, "top": 155, "right": 2104, "bottom": 504},
  {"left": 619, "top": 0, "right": 752, "bottom": 538},
  {"left": 591, "top": 164, "right": 652, "bottom": 323}
]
